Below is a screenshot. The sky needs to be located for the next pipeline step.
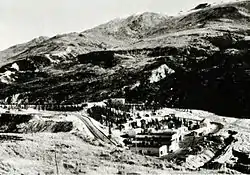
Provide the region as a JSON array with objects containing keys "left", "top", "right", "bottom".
[{"left": 0, "top": 0, "right": 233, "bottom": 51}]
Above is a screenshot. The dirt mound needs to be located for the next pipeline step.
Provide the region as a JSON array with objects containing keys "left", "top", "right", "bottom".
[
  {"left": 17, "top": 119, "right": 73, "bottom": 133},
  {"left": 0, "top": 112, "right": 73, "bottom": 133}
]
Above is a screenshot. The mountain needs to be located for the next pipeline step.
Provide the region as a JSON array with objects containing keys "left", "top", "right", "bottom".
[
  {"left": 0, "top": 0, "right": 250, "bottom": 117},
  {"left": 0, "top": 36, "right": 49, "bottom": 67}
]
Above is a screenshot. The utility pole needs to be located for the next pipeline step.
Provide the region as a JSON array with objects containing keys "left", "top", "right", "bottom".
[
  {"left": 109, "top": 121, "right": 112, "bottom": 136},
  {"left": 106, "top": 100, "right": 113, "bottom": 137},
  {"left": 54, "top": 150, "right": 59, "bottom": 175}
]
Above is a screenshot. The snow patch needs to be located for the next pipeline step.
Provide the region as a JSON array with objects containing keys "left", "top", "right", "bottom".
[
  {"left": 114, "top": 53, "right": 134, "bottom": 59},
  {"left": 11, "top": 63, "right": 19, "bottom": 71},
  {"left": 239, "top": 10, "right": 250, "bottom": 17},
  {"left": 130, "top": 81, "right": 141, "bottom": 90},
  {"left": 0, "top": 70, "right": 16, "bottom": 84},
  {"left": 149, "top": 64, "right": 175, "bottom": 83},
  {"left": 51, "top": 47, "right": 73, "bottom": 59},
  {"left": 244, "top": 36, "right": 250, "bottom": 41},
  {"left": 45, "top": 54, "right": 60, "bottom": 64}
]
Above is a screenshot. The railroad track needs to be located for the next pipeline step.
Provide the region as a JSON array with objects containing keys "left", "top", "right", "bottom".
[{"left": 75, "top": 113, "right": 117, "bottom": 146}]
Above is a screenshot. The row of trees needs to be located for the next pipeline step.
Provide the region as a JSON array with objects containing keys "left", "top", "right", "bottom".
[{"left": 87, "top": 105, "right": 129, "bottom": 132}]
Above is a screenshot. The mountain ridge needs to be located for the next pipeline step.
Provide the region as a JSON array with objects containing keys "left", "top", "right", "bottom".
[{"left": 0, "top": 0, "right": 250, "bottom": 117}]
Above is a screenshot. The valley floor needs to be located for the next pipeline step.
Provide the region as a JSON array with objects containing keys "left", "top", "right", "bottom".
[{"left": 0, "top": 107, "right": 249, "bottom": 174}]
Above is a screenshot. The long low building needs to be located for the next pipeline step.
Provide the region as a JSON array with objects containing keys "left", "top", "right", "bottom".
[
  {"left": 130, "top": 145, "right": 169, "bottom": 157},
  {"left": 128, "top": 128, "right": 186, "bottom": 157}
]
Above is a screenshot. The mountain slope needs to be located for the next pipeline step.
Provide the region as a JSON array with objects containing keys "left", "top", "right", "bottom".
[
  {"left": 0, "top": 36, "right": 49, "bottom": 67},
  {"left": 0, "top": 0, "right": 250, "bottom": 117}
]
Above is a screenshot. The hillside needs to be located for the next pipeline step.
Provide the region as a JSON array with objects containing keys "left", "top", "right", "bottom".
[{"left": 0, "top": 0, "right": 250, "bottom": 117}]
